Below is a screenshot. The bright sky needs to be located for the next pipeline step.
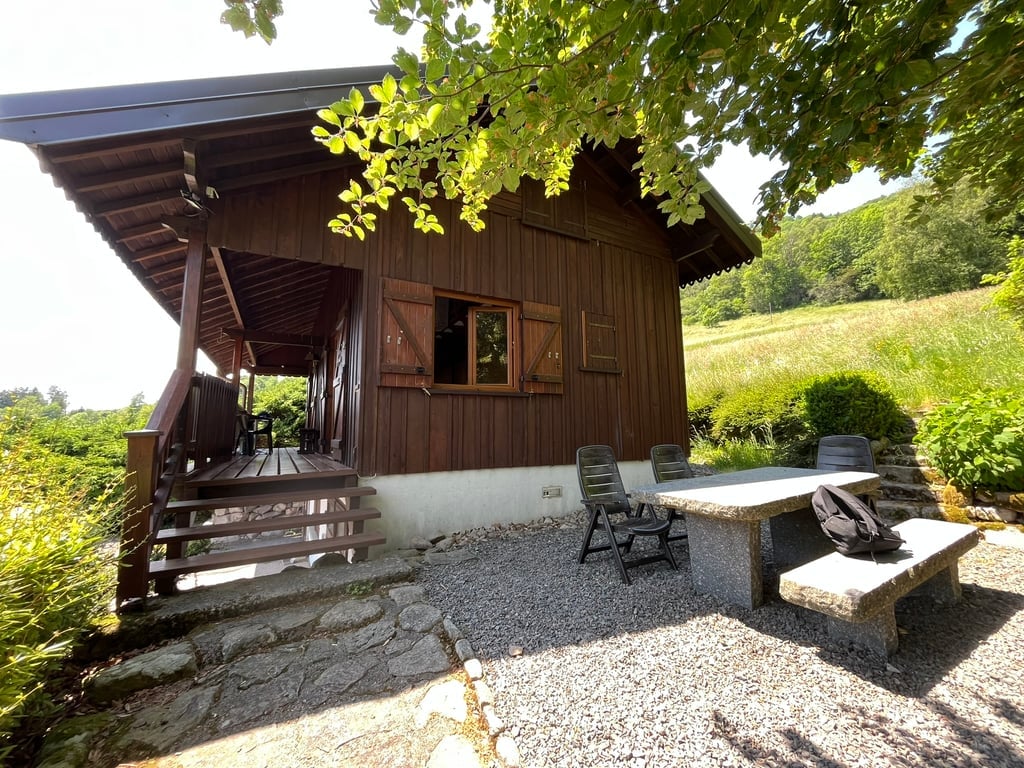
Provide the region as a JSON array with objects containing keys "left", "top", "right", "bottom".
[{"left": 0, "top": 0, "right": 892, "bottom": 410}]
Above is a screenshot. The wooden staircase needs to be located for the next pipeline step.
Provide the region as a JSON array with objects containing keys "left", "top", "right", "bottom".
[
  {"left": 149, "top": 448, "right": 386, "bottom": 589},
  {"left": 118, "top": 372, "right": 388, "bottom": 607}
]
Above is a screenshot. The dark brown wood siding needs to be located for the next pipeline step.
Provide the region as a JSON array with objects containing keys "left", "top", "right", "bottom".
[{"left": 208, "top": 161, "right": 690, "bottom": 475}]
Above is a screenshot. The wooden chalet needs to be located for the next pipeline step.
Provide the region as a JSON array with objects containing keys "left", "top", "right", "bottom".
[{"left": 0, "top": 66, "right": 759, "bottom": 605}]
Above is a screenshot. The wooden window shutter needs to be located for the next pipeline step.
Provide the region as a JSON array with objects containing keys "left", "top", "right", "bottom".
[
  {"left": 380, "top": 277, "right": 434, "bottom": 388},
  {"left": 522, "top": 178, "right": 589, "bottom": 240},
  {"left": 522, "top": 301, "right": 563, "bottom": 394},
  {"left": 582, "top": 310, "right": 620, "bottom": 373}
]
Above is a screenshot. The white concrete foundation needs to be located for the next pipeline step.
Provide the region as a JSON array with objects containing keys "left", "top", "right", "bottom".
[{"left": 356, "top": 461, "right": 657, "bottom": 551}]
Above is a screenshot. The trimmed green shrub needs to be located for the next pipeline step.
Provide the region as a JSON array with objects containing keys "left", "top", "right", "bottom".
[
  {"left": 687, "top": 391, "right": 723, "bottom": 440},
  {"left": 0, "top": 420, "right": 117, "bottom": 761},
  {"left": 711, "top": 380, "right": 807, "bottom": 444},
  {"left": 801, "top": 371, "right": 904, "bottom": 440},
  {"left": 917, "top": 389, "right": 1024, "bottom": 492}
]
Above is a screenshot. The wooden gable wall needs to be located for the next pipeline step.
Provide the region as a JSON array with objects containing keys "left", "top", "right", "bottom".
[{"left": 207, "top": 161, "right": 689, "bottom": 475}]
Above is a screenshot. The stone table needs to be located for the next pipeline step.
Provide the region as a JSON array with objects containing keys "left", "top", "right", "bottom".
[{"left": 631, "top": 466, "right": 879, "bottom": 609}]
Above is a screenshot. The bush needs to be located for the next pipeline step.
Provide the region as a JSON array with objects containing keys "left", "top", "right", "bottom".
[
  {"left": 0, "top": 422, "right": 117, "bottom": 762},
  {"left": 917, "top": 389, "right": 1024, "bottom": 492},
  {"left": 710, "top": 379, "right": 807, "bottom": 444},
  {"left": 801, "top": 371, "right": 904, "bottom": 440},
  {"left": 690, "top": 371, "right": 906, "bottom": 470}
]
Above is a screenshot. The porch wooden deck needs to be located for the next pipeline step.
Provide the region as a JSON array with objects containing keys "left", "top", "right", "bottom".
[
  {"left": 186, "top": 447, "right": 360, "bottom": 499},
  {"left": 188, "top": 446, "right": 356, "bottom": 484}
]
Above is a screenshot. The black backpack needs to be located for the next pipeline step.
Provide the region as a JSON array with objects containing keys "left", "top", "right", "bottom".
[{"left": 811, "top": 484, "right": 904, "bottom": 557}]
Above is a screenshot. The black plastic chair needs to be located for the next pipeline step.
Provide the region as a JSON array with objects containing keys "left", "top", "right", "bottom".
[
  {"left": 576, "top": 445, "right": 678, "bottom": 584},
  {"left": 246, "top": 412, "right": 274, "bottom": 455},
  {"left": 649, "top": 443, "right": 693, "bottom": 542},
  {"left": 816, "top": 434, "right": 878, "bottom": 510}
]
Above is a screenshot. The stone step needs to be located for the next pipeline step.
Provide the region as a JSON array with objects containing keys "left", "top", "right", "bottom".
[
  {"left": 877, "top": 444, "right": 933, "bottom": 468},
  {"left": 875, "top": 499, "right": 945, "bottom": 523},
  {"left": 880, "top": 480, "right": 943, "bottom": 503},
  {"left": 877, "top": 463, "right": 936, "bottom": 485}
]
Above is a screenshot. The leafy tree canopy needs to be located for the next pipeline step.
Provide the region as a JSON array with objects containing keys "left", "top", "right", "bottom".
[{"left": 222, "top": 0, "right": 1023, "bottom": 238}]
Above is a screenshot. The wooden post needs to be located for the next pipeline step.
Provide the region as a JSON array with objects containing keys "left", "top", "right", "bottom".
[
  {"left": 231, "top": 336, "right": 244, "bottom": 388},
  {"left": 118, "top": 429, "right": 160, "bottom": 607},
  {"left": 176, "top": 227, "right": 207, "bottom": 372}
]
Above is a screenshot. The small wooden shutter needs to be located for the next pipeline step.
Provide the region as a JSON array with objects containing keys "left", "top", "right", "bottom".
[
  {"left": 522, "top": 301, "right": 563, "bottom": 394},
  {"left": 522, "top": 178, "right": 589, "bottom": 240},
  {"left": 380, "top": 277, "right": 433, "bottom": 388},
  {"left": 582, "top": 310, "right": 620, "bottom": 373}
]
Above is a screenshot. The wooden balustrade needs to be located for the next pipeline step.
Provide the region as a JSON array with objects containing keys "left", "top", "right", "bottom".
[{"left": 118, "top": 369, "right": 239, "bottom": 607}]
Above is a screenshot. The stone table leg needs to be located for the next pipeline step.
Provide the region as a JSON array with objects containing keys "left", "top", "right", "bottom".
[
  {"left": 770, "top": 507, "right": 834, "bottom": 569},
  {"left": 687, "top": 514, "right": 762, "bottom": 609}
]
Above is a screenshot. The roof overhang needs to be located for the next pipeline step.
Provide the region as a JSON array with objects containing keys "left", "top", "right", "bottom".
[{"left": 0, "top": 66, "right": 760, "bottom": 374}]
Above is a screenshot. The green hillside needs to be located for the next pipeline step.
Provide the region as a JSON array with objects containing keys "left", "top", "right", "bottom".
[{"left": 683, "top": 288, "right": 1022, "bottom": 414}]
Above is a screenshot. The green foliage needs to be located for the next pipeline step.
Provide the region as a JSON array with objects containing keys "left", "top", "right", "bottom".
[
  {"left": 709, "top": 378, "right": 807, "bottom": 445},
  {"left": 868, "top": 184, "right": 1006, "bottom": 300},
  {"left": 984, "top": 235, "right": 1024, "bottom": 335},
  {"left": 801, "top": 372, "right": 904, "bottom": 440},
  {"left": 689, "top": 435, "right": 779, "bottom": 473},
  {"left": 696, "top": 370, "right": 906, "bottom": 470},
  {"left": 0, "top": 394, "right": 152, "bottom": 536},
  {"left": 681, "top": 182, "right": 1011, "bottom": 325},
  {"left": 223, "top": 0, "right": 1024, "bottom": 237},
  {"left": 252, "top": 376, "right": 307, "bottom": 447},
  {"left": 0, "top": 421, "right": 117, "bottom": 760},
  {"left": 917, "top": 390, "right": 1024, "bottom": 492},
  {"left": 685, "top": 289, "right": 1022, "bottom": 412}
]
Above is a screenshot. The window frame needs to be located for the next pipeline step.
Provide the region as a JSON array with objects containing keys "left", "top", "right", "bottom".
[{"left": 432, "top": 290, "right": 519, "bottom": 393}]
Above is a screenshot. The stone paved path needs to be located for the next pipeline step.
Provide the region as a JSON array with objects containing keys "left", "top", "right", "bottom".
[{"left": 36, "top": 559, "right": 502, "bottom": 768}]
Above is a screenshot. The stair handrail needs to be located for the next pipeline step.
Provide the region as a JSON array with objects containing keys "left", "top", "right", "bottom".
[{"left": 117, "top": 368, "right": 195, "bottom": 607}]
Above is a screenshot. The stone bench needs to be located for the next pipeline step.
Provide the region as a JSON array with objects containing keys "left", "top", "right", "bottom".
[{"left": 778, "top": 518, "right": 981, "bottom": 656}]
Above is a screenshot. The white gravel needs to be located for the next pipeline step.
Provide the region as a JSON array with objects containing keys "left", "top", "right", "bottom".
[{"left": 418, "top": 516, "right": 1024, "bottom": 768}]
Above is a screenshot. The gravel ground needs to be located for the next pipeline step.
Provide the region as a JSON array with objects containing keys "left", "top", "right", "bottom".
[{"left": 418, "top": 515, "right": 1024, "bottom": 768}]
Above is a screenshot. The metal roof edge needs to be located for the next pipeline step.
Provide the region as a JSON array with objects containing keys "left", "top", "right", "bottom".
[
  {"left": 0, "top": 64, "right": 399, "bottom": 145},
  {"left": 696, "top": 170, "right": 763, "bottom": 257}
]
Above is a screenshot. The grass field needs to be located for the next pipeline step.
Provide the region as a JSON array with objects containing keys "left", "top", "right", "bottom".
[{"left": 683, "top": 288, "right": 1023, "bottom": 414}]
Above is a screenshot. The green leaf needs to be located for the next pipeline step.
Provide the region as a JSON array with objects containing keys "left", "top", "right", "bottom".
[
  {"left": 317, "top": 108, "right": 341, "bottom": 128},
  {"left": 344, "top": 131, "right": 363, "bottom": 152},
  {"left": 382, "top": 73, "right": 398, "bottom": 103},
  {"left": 350, "top": 87, "right": 365, "bottom": 115},
  {"left": 425, "top": 58, "right": 446, "bottom": 82}
]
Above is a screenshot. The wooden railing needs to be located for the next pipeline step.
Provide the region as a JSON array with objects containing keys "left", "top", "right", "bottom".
[{"left": 118, "top": 370, "right": 239, "bottom": 607}]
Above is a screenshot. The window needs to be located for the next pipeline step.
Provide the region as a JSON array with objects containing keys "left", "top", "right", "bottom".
[
  {"left": 379, "top": 278, "right": 563, "bottom": 394},
  {"left": 434, "top": 295, "right": 515, "bottom": 389}
]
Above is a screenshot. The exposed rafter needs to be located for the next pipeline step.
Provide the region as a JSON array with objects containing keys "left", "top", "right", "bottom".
[{"left": 211, "top": 247, "right": 255, "bottom": 368}]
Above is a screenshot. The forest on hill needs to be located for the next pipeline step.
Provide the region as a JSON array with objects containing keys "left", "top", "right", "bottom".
[{"left": 682, "top": 182, "right": 1020, "bottom": 326}]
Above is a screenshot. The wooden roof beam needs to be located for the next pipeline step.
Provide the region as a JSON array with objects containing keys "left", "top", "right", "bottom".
[
  {"left": 46, "top": 137, "right": 182, "bottom": 164},
  {"left": 76, "top": 161, "right": 183, "bottom": 193},
  {"left": 129, "top": 240, "right": 188, "bottom": 264},
  {"left": 206, "top": 139, "right": 322, "bottom": 169},
  {"left": 94, "top": 189, "right": 182, "bottom": 217},
  {"left": 211, "top": 246, "right": 255, "bottom": 366},
  {"left": 250, "top": 365, "right": 310, "bottom": 377},
  {"left": 673, "top": 231, "right": 721, "bottom": 263},
  {"left": 117, "top": 221, "right": 171, "bottom": 243},
  {"left": 222, "top": 328, "right": 325, "bottom": 347},
  {"left": 214, "top": 158, "right": 359, "bottom": 193}
]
